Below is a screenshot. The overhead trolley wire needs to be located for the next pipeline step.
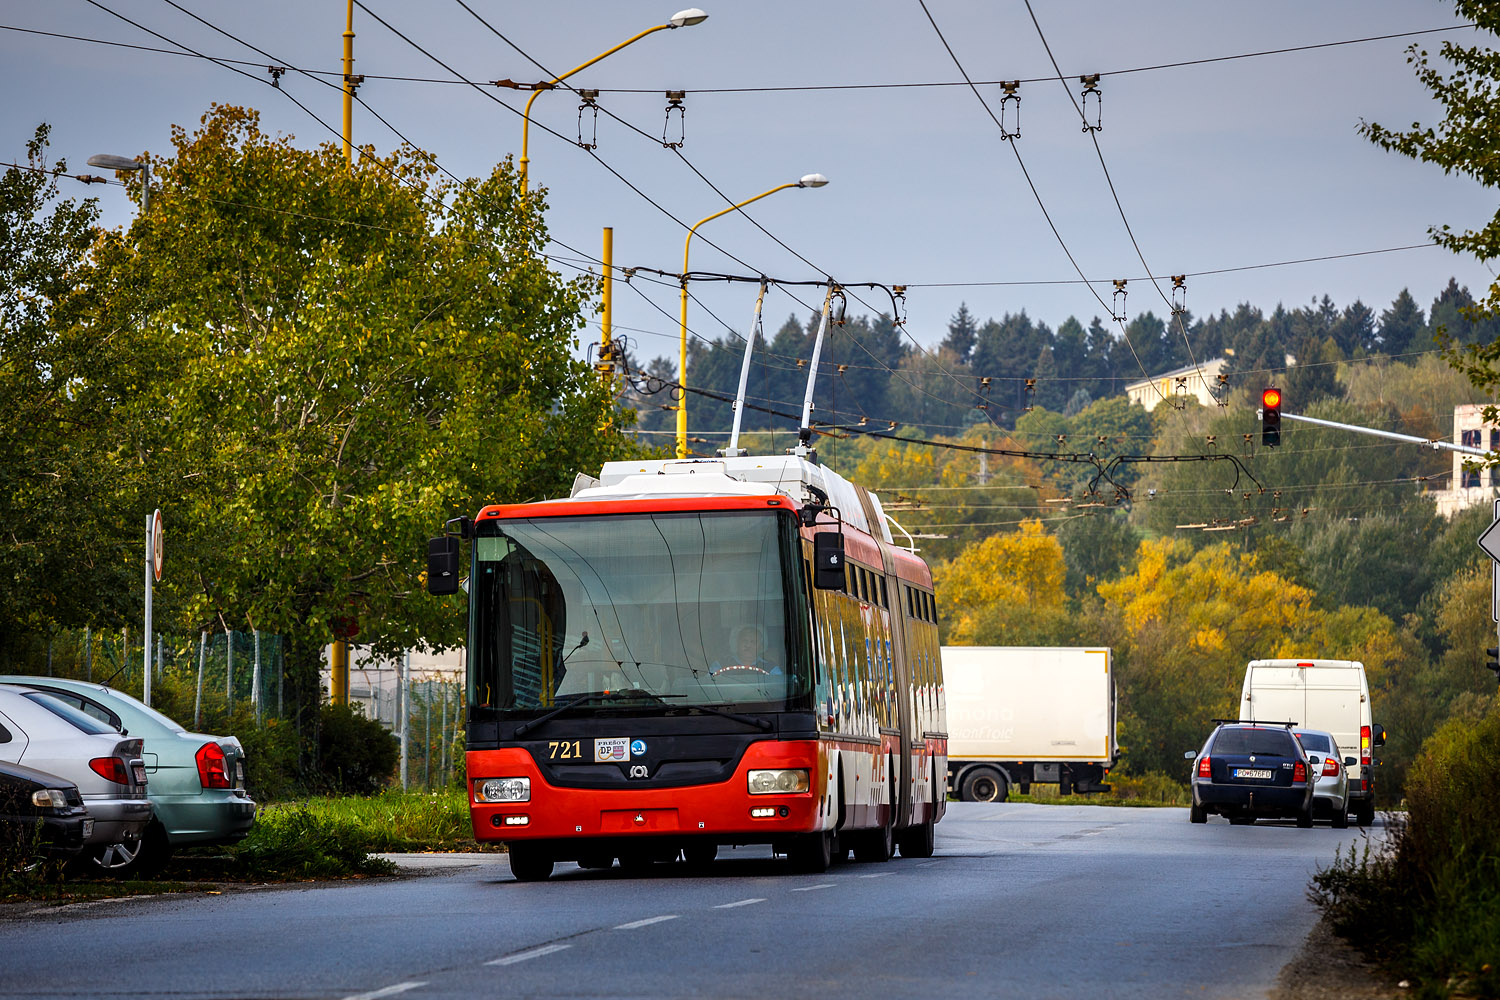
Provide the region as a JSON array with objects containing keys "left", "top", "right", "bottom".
[{"left": 5, "top": 21, "right": 1471, "bottom": 93}]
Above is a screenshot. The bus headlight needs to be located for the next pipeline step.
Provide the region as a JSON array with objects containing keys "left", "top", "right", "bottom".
[
  {"left": 475, "top": 777, "right": 530, "bottom": 803},
  {"left": 748, "top": 769, "right": 809, "bottom": 794}
]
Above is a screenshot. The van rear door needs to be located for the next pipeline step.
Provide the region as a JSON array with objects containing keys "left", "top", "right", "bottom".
[
  {"left": 1244, "top": 664, "right": 1304, "bottom": 724},
  {"left": 1304, "top": 665, "right": 1361, "bottom": 757}
]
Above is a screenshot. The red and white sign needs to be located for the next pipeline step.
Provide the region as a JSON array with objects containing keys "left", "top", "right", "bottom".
[{"left": 151, "top": 509, "right": 163, "bottom": 581}]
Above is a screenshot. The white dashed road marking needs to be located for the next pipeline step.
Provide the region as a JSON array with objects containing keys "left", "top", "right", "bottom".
[
  {"left": 857, "top": 872, "right": 892, "bottom": 878},
  {"left": 341, "top": 983, "right": 428, "bottom": 1000},
  {"left": 790, "top": 883, "right": 835, "bottom": 892},
  {"left": 714, "top": 898, "right": 767, "bottom": 908},
  {"left": 485, "top": 944, "right": 572, "bottom": 966},
  {"left": 614, "top": 915, "right": 680, "bottom": 930}
]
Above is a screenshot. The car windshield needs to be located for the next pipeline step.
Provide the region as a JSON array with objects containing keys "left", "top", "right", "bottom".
[
  {"left": 1295, "top": 732, "right": 1332, "bottom": 754},
  {"left": 1213, "top": 728, "right": 1297, "bottom": 756},
  {"left": 470, "top": 510, "right": 810, "bottom": 717},
  {"left": 22, "top": 691, "right": 118, "bottom": 736}
]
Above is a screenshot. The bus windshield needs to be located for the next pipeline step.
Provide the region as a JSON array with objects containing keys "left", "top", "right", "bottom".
[{"left": 470, "top": 510, "right": 809, "bottom": 718}]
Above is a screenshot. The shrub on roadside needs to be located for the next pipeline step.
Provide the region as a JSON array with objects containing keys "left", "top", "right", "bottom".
[
  {"left": 315, "top": 704, "right": 398, "bottom": 795},
  {"left": 1310, "top": 700, "right": 1500, "bottom": 998},
  {"left": 231, "top": 808, "right": 396, "bottom": 879}
]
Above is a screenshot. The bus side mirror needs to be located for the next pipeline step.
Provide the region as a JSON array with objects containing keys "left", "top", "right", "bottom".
[
  {"left": 1372, "top": 723, "right": 1386, "bottom": 748},
  {"left": 812, "top": 532, "right": 846, "bottom": 590},
  {"left": 427, "top": 535, "right": 461, "bottom": 595}
]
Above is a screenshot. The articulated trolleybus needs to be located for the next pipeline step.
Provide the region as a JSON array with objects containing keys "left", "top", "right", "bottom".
[{"left": 427, "top": 455, "right": 946, "bottom": 881}]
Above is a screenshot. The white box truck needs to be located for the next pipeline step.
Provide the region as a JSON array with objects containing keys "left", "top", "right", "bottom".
[
  {"left": 1238, "top": 658, "right": 1386, "bottom": 826},
  {"left": 942, "top": 646, "right": 1118, "bottom": 802}
]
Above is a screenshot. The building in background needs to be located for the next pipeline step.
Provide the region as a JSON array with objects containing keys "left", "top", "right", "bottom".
[
  {"left": 1430, "top": 403, "right": 1500, "bottom": 518},
  {"left": 1124, "top": 357, "right": 1228, "bottom": 412}
]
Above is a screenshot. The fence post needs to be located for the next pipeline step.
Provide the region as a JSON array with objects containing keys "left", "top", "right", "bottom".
[
  {"left": 84, "top": 626, "right": 92, "bottom": 681},
  {"left": 195, "top": 631, "right": 207, "bottom": 728},
  {"left": 252, "top": 629, "right": 262, "bottom": 726},
  {"left": 440, "top": 682, "right": 448, "bottom": 786},
  {"left": 225, "top": 628, "right": 234, "bottom": 712},
  {"left": 399, "top": 650, "right": 410, "bottom": 791},
  {"left": 155, "top": 634, "right": 163, "bottom": 685},
  {"left": 276, "top": 636, "right": 283, "bottom": 718},
  {"left": 424, "top": 679, "right": 432, "bottom": 790}
]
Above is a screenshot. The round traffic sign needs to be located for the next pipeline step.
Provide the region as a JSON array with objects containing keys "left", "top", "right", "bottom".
[{"left": 151, "top": 509, "right": 163, "bottom": 581}]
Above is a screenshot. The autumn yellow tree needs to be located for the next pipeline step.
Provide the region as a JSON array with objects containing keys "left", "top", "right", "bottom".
[{"left": 934, "top": 520, "right": 1072, "bottom": 645}]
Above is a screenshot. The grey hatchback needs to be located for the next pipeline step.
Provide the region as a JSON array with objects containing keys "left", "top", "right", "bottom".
[{"left": 0, "top": 678, "right": 255, "bottom": 876}]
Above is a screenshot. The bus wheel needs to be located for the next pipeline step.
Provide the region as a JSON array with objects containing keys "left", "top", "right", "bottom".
[
  {"left": 897, "top": 816, "right": 935, "bottom": 858},
  {"left": 788, "top": 831, "right": 832, "bottom": 873},
  {"left": 959, "top": 766, "right": 1008, "bottom": 803},
  {"left": 854, "top": 781, "right": 896, "bottom": 863},
  {"left": 682, "top": 843, "right": 717, "bottom": 869},
  {"left": 577, "top": 854, "right": 614, "bottom": 870},
  {"left": 508, "top": 844, "right": 553, "bottom": 882}
]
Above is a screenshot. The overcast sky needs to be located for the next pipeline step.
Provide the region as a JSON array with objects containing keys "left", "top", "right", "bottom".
[{"left": 4, "top": 1, "right": 1496, "bottom": 379}]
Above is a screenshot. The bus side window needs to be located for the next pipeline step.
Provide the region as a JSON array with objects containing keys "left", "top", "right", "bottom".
[
  {"left": 879, "top": 576, "right": 888, "bottom": 609},
  {"left": 929, "top": 591, "right": 938, "bottom": 622}
]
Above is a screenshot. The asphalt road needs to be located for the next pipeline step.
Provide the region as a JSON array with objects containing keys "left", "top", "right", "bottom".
[{"left": 1, "top": 803, "right": 1376, "bottom": 1000}]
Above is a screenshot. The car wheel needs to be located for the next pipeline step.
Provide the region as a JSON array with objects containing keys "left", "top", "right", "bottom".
[
  {"left": 507, "top": 844, "right": 554, "bottom": 882},
  {"left": 1296, "top": 804, "right": 1314, "bottom": 829},
  {"left": 1331, "top": 806, "right": 1349, "bottom": 830},
  {"left": 1189, "top": 803, "right": 1207, "bottom": 824},
  {"left": 79, "top": 825, "right": 164, "bottom": 880},
  {"left": 958, "top": 766, "right": 1008, "bottom": 803},
  {"left": 1354, "top": 800, "right": 1376, "bottom": 827}
]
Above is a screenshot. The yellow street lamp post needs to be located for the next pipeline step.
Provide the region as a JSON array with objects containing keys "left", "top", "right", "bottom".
[
  {"left": 519, "top": 8, "right": 708, "bottom": 193},
  {"left": 676, "top": 174, "right": 829, "bottom": 459}
]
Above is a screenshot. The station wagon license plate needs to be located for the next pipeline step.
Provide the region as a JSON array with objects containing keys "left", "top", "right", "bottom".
[
  {"left": 1234, "top": 768, "right": 1273, "bottom": 780},
  {"left": 82, "top": 819, "right": 93, "bottom": 839},
  {"left": 132, "top": 764, "right": 148, "bottom": 786}
]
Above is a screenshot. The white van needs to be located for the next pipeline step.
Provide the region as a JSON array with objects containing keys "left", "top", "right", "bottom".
[{"left": 1239, "top": 659, "right": 1385, "bottom": 825}]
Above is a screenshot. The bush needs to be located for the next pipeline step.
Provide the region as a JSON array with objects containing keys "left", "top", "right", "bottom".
[
  {"left": 1311, "top": 700, "right": 1500, "bottom": 998},
  {"left": 230, "top": 808, "right": 396, "bottom": 879},
  {"left": 316, "top": 704, "right": 399, "bottom": 795}
]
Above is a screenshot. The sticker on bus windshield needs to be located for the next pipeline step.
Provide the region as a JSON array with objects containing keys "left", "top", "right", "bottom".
[{"left": 595, "top": 738, "right": 629, "bottom": 763}]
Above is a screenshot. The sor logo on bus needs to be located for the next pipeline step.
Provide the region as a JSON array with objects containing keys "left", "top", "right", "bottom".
[
  {"left": 630, "top": 739, "right": 647, "bottom": 757},
  {"left": 595, "top": 737, "right": 629, "bottom": 763},
  {"left": 628, "top": 765, "right": 649, "bottom": 779}
]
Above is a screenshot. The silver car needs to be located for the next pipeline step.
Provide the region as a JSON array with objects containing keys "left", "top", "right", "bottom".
[
  {"left": 1293, "top": 727, "right": 1353, "bottom": 829},
  {"left": 0, "top": 686, "right": 153, "bottom": 866}
]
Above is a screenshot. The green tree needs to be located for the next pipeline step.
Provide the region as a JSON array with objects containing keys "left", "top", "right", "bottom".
[
  {"left": 0, "top": 126, "right": 141, "bottom": 660},
  {"left": 81, "top": 105, "right": 635, "bottom": 725}
]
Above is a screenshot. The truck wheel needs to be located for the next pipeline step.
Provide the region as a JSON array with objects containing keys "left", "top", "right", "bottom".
[
  {"left": 1189, "top": 802, "right": 1207, "bottom": 824},
  {"left": 959, "top": 766, "right": 1008, "bottom": 803},
  {"left": 1354, "top": 800, "right": 1375, "bottom": 827},
  {"left": 507, "top": 844, "right": 554, "bottom": 882}
]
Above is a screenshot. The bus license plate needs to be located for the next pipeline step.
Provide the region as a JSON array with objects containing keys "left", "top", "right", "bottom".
[{"left": 1234, "top": 768, "right": 1272, "bottom": 780}]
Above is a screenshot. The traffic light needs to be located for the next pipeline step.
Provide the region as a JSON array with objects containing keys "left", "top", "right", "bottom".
[
  {"left": 1487, "top": 647, "right": 1499, "bottom": 684},
  {"left": 1261, "top": 387, "right": 1282, "bottom": 447}
]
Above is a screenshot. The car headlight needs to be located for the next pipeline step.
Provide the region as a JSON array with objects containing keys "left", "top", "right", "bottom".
[
  {"left": 31, "top": 788, "right": 70, "bottom": 809},
  {"left": 475, "top": 777, "right": 530, "bottom": 803},
  {"left": 748, "top": 769, "right": 809, "bottom": 795}
]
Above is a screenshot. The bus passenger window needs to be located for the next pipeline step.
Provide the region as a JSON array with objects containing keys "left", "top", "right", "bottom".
[{"left": 879, "top": 576, "right": 888, "bottom": 608}]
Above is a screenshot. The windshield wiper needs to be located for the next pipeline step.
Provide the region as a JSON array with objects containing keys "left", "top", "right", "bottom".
[
  {"left": 692, "top": 703, "right": 773, "bottom": 732},
  {"left": 513, "top": 689, "right": 681, "bottom": 737}
]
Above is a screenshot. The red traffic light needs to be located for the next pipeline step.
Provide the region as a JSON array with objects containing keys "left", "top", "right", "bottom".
[{"left": 1261, "top": 387, "right": 1281, "bottom": 409}]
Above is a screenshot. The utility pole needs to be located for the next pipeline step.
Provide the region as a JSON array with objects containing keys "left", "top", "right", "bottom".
[{"left": 342, "top": 0, "right": 356, "bottom": 165}]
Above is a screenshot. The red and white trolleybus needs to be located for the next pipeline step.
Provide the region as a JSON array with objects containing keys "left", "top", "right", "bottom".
[{"left": 427, "top": 454, "right": 946, "bottom": 880}]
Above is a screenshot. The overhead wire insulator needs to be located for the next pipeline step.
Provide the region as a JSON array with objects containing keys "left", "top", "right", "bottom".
[
  {"left": 662, "top": 90, "right": 686, "bottom": 148},
  {"left": 831, "top": 285, "right": 848, "bottom": 326},
  {"left": 577, "top": 89, "right": 600, "bottom": 150},
  {"left": 267, "top": 65, "right": 287, "bottom": 89},
  {"left": 1079, "top": 74, "right": 1102, "bottom": 132},
  {"left": 1205, "top": 435, "right": 1217, "bottom": 449},
  {"left": 1111, "top": 279, "right": 1128, "bottom": 323},
  {"left": 976, "top": 375, "right": 992, "bottom": 410},
  {"left": 892, "top": 285, "right": 909, "bottom": 327},
  {"left": 1024, "top": 377, "right": 1037, "bottom": 413},
  {"left": 1170, "top": 274, "right": 1187, "bottom": 314},
  {"left": 1000, "top": 81, "right": 1021, "bottom": 140}
]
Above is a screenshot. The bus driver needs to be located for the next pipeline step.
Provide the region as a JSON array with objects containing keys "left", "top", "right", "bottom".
[{"left": 711, "top": 624, "right": 782, "bottom": 676}]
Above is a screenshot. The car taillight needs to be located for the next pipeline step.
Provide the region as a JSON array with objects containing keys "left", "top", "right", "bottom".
[
  {"left": 1197, "top": 756, "right": 1211, "bottom": 778},
  {"left": 89, "top": 757, "right": 129, "bottom": 784},
  {"left": 1293, "top": 760, "right": 1307, "bottom": 783},
  {"left": 1360, "top": 725, "right": 1371, "bottom": 767},
  {"left": 196, "top": 741, "right": 231, "bottom": 789},
  {"left": 1322, "top": 757, "right": 1340, "bottom": 777}
]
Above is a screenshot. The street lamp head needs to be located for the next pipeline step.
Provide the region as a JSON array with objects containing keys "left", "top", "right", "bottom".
[
  {"left": 88, "top": 154, "right": 145, "bottom": 172},
  {"left": 797, "top": 173, "right": 829, "bottom": 188},
  {"left": 669, "top": 8, "right": 708, "bottom": 27}
]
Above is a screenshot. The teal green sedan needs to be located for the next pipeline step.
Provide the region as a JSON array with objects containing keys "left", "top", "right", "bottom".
[{"left": 0, "top": 677, "right": 255, "bottom": 876}]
